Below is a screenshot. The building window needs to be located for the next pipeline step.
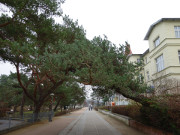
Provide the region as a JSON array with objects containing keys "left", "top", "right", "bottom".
[
  {"left": 178, "top": 51, "right": 180, "bottom": 63},
  {"left": 174, "top": 26, "right": 180, "bottom": 38},
  {"left": 138, "top": 74, "right": 143, "bottom": 83},
  {"left": 146, "top": 71, "right": 150, "bottom": 81},
  {"left": 137, "top": 58, "right": 141, "bottom": 63},
  {"left": 156, "top": 54, "right": 164, "bottom": 72},
  {"left": 154, "top": 37, "right": 160, "bottom": 47}
]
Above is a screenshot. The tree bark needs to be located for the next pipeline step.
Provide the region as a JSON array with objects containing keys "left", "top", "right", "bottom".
[
  {"left": 33, "top": 104, "right": 41, "bottom": 121},
  {"left": 16, "top": 63, "right": 35, "bottom": 102},
  {"left": 20, "top": 92, "right": 25, "bottom": 118},
  {"left": 60, "top": 106, "right": 63, "bottom": 112},
  {"left": 53, "top": 98, "right": 61, "bottom": 112},
  {"left": 13, "top": 105, "right": 17, "bottom": 113}
]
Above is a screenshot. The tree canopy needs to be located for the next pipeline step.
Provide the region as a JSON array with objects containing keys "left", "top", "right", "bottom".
[{"left": 0, "top": 0, "right": 146, "bottom": 115}]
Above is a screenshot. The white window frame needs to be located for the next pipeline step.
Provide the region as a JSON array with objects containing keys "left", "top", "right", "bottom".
[
  {"left": 156, "top": 54, "right": 164, "bottom": 72},
  {"left": 178, "top": 50, "right": 180, "bottom": 63},
  {"left": 174, "top": 26, "right": 180, "bottom": 38},
  {"left": 154, "top": 37, "right": 160, "bottom": 47}
]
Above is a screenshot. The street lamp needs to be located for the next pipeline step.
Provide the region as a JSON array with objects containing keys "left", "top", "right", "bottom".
[{"left": 49, "top": 93, "right": 54, "bottom": 122}]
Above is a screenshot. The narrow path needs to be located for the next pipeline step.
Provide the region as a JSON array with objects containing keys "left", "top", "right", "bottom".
[{"left": 59, "top": 109, "right": 121, "bottom": 135}]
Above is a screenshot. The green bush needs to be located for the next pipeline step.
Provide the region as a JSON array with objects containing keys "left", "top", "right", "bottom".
[
  {"left": 99, "top": 106, "right": 111, "bottom": 111},
  {"left": 99, "top": 105, "right": 141, "bottom": 121},
  {"left": 112, "top": 105, "right": 141, "bottom": 121}
]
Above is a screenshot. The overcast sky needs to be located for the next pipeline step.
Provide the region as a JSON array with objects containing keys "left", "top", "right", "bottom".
[{"left": 1, "top": 0, "right": 180, "bottom": 75}]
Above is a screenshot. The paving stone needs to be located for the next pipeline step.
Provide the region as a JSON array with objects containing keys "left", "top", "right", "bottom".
[{"left": 58, "top": 109, "right": 121, "bottom": 135}]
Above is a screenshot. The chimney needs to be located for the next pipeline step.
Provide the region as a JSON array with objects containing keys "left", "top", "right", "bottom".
[{"left": 125, "top": 42, "right": 132, "bottom": 56}]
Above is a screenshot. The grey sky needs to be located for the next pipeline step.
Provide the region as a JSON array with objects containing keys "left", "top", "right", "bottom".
[{"left": 1, "top": 0, "right": 180, "bottom": 75}]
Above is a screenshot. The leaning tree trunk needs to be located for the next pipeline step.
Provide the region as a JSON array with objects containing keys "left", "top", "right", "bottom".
[
  {"left": 20, "top": 92, "right": 25, "bottom": 118},
  {"left": 54, "top": 98, "right": 61, "bottom": 112}
]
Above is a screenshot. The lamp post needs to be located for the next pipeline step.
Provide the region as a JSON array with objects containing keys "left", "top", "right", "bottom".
[{"left": 49, "top": 93, "right": 54, "bottom": 122}]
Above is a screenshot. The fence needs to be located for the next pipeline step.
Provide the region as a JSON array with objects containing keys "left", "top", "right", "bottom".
[{"left": 0, "top": 111, "right": 54, "bottom": 132}]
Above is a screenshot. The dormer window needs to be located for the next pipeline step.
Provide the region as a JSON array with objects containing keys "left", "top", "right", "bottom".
[
  {"left": 174, "top": 26, "right": 180, "bottom": 38},
  {"left": 154, "top": 37, "right": 160, "bottom": 47}
]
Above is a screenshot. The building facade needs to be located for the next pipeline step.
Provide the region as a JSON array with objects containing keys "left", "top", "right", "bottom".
[
  {"left": 129, "top": 18, "right": 180, "bottom": 94},
  {"left": 105, "top": 93, "right": 129, "bottom": 106}
]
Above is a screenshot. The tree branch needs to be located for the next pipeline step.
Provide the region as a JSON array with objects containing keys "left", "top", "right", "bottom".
[{"left": 15, "top": 63, "right": 36, "bottom": 103}]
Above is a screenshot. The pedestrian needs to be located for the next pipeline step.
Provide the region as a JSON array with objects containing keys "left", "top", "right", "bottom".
[
  {"left": 89, "top": 104, "right": 91, "bottom": 111},
  {"left": 90, "top": 105, "right": 93, "bottom": 110}
]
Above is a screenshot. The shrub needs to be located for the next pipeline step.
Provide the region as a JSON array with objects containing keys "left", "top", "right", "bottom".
[
  {"left": 98, "top": 106, "right": 111, "bottom": 111},
  {"left": 0, "top": 108, "right": 10, "bottom": 117},
  {"left": 112, "top": 105, "right": 141, "bottom": 121},
  {"left": 99, "top": 104, "right": 141, "bottom": 121},
  {"left": 94, "top": 107, "right": 98, "bottom": 111},
  {"left": 54, "top": 111, "right": 67, "bottom": 116},
  {"left": 140, "top": 95, "right": 180, "bottom": 135},
  {"left": 161, "top": 95, "right": 180, "bottom": 130}
]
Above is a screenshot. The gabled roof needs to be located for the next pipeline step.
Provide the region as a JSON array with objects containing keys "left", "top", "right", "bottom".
[
  {"left": 144, "top": 18, "right": 180, "bottom": 40},
  {"left": 128, "top": 54, "right": 142, "bottom": 59},
  {"left": 142, "top": 49, "right": 149, "bottom": 57}
]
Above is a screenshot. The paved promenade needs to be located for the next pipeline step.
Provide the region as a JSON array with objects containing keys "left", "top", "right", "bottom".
[
  {"left": 59, "top": 109, "right": 120, "bottom": 135},
  {"left": 4, "top": 108, "right": 145, "bottom": 135}
]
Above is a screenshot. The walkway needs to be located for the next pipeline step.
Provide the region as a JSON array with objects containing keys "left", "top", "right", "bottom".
[
  {"left": 3, "top": 108, "right": 145, "bottom": 135},
  {"left": 59, "top": 109, "right": 120, "bottom": 135}
]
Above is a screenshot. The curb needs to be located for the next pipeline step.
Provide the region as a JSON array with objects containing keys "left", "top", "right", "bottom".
[
  {"left": 98, "top": 109, "right": 130, "bottom": 126},
  {"left": 98, "top": 109, "right": 173, "bottom": 135}
]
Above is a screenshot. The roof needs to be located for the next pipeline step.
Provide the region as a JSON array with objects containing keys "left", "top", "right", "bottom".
[
  {"left": 128, "top": 49, "right": 149, "bottom": 59},
  {"left": 142, "top": 49, "right": 149, "bottom": 57},
  {"left": 128, "top": 54, "right": 142, "bottom": 58},
  {"left": 144, "top": 18, "right": 180, "bottom": 40}
]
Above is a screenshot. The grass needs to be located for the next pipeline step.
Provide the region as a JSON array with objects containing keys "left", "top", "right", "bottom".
[{"left": 14, "top": 111, "right": 33, "bottom": 115}]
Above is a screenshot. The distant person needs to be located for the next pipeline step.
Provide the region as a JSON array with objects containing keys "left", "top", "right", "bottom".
[
  {"left": 90, "top": 104, "right": 93, "bottom": 110},
  {"left": 89, "top": 104, "right": 91, "bottom": 111}
]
